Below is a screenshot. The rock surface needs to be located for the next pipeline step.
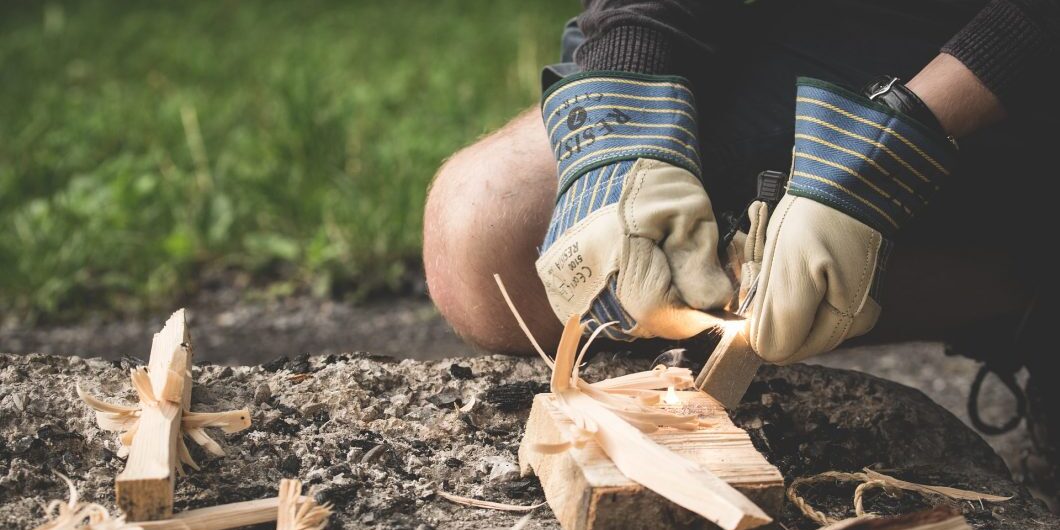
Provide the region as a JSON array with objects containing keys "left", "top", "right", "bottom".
[{"left": 0, "top": 352, "right": 1055, "bottom": 529}]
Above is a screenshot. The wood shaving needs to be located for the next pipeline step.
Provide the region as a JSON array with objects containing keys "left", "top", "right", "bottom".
[
  {"left": 493, "top": 274, "right": 770, "bottom": 530},
  {"left": 77, "top": 374, "right": 252, "bottom": 474},
  {"left": 32, "top": 473, "right": 138, "bottom": 530},
  {"left": 33, "top": 477, "right": 326, "bottom": 530},
  {"left": 435, "top": 489, "right": 544, "bottom": 513},
  {"left": 277, "top": 479, "right": 331, "bottom": 530}
]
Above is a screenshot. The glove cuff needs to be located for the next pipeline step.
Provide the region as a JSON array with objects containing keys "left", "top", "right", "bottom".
[
  {"left": 789, "top": 77, "right": 957, "bottom": 236},
  {"left": 542, "top": 72, "right": 701, "bottom": 200}
]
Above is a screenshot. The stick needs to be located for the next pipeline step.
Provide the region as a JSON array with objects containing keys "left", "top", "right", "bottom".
[
  {"left": 436, "top": 490, "right": 544, "bottom": 513},
  {"left": 695, "top": 329, "right": 762, "bottom": 410},
  {"left": 115, "top": 309, "right": 192, "bottom": 521},
  {"left": 135, "top": 497, "right": 281, "bottom": 530}
]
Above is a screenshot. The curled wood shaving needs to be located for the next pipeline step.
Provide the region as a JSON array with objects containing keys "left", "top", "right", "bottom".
[
  {"left": 495, "top": 279, "right": 702, "bottom": 435},
  {"left": 590, "top": 364, "right": 694, "bottom": 392},
  {"left": 77, "top": 375, "right": 252, "bottom": 473},
  {"left": 34, "top": 474, "right": 306, "bottom": 530},
  {"left": 32, "top": 472, "right": 139, "bottom": 530},
  {"left": 129, "top": 368, "right": 158, "bottom": 406},
  {"left": 493, "top": 274, "right": 769, "bottom": 530},
  {"left": 492, "top": 274, "right": 701, "bottom": 434},
  {"left": 436, "top": 489, "right": 544, "bottom": 513},
  {"left": 277, "top": 479, "right": 331, "bottom": 530}
]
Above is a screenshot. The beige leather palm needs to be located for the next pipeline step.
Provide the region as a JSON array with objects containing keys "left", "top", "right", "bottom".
[
  {"left": 535, "top": 159, "right": 732, "bottom": 339},
  {"left": 740, "top": 201, "right": 769, "bottom": 305},
  {"left": 749, "top": 194, "right": 883, "bottom": 364}
]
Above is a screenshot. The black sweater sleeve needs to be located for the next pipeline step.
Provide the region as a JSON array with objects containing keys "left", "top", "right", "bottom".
[
  {"left": 574, "top": 0, "right": 745, "bottom": 77},
  {"left": 942, "top": 0, "right": 1060, "bottom": 116},
  {"left": 576, "top": 0, "right": 1059, "bottom": 117}
]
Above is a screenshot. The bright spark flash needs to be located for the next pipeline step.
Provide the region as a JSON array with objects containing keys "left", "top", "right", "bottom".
[
  {"left": 717, "top": 318, "right": 747, "bottom": 336},
  {"left": 663, "top": 384, "right": 681, "bottom": 405}
]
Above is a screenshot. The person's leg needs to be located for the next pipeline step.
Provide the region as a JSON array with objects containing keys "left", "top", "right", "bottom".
[{"left": 423, "top": 108, "right": 562, "bottom": 353}]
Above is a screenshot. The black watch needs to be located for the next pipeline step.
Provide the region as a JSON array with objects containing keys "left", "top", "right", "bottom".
[{"left": 862, "top": 76, "right": 958, "bottom": 149}]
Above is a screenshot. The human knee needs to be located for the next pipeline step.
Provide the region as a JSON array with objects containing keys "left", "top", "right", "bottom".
[{"left": 423, "top": 111, "right": 560, "bottom": 352}]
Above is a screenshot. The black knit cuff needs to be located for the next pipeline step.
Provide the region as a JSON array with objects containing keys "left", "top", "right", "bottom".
[
  {"left": 941, "top": 0, "right": 1055, "bottom": 111},
  {"left": 574, "top": 25, "right": 675, "bottom": 75}
]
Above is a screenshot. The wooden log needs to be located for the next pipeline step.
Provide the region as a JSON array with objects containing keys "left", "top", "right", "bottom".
[
  {"left": 116, "top": 309, "right": 192, "bottom": 521},
  {"left": 695, "top": 330, "right": 761, "bottom": 410},
  {"left": 136, "top": 497, "right": 281, "bottom": 530},
  {"left": 519, "top": 391, "right": 783, "bottom": 530}
]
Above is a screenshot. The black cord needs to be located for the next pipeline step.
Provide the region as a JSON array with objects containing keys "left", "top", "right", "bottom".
[{"left": 967, "top": 363, "right": 1027, "bottom": 435}]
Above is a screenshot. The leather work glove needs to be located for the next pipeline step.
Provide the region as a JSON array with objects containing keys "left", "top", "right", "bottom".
[
  {"left": 737, "top": 200, "right": 770, "bottom": 310},
  {"left": 720, "top": 199, "right": 769, "bottom": 314},
  {"left": 536, "top": 72, "right": 732, "bottom": 340},
  {"left": 749, "top": 77, "right": 957, "bottom": 363}
]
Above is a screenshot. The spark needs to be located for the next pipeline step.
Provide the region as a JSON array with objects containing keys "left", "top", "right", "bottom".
[
  {"left": 663, "top": 384, "right": 681, "bottom": 405},
  {"left": 717, "top": 318, "right": 747, "bottom": 336}
]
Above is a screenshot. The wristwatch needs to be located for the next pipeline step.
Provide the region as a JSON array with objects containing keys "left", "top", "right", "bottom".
[{"left": 863, "top": 75, "right": 958, "bottom": 149}]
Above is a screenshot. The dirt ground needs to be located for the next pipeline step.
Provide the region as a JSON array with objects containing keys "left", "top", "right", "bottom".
[
  {"left": 1, "top": 350, "right": 1056, "bottom": 529},
  {"left": 0, "top": 292, "right": 1038, "bottom": 479},
  {"left": 1, "top": 291, "right": 469, "bottom": 365},
  {"left": 1, "top": 291, "right": 1054, "bottom": 526}
]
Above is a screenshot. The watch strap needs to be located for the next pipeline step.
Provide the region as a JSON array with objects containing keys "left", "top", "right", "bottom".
[{"left": 863, "top": 75, "right": 957, "bottom": 149}]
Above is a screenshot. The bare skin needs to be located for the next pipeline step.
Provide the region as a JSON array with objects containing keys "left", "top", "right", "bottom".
[
  {"left": 423, "top": 109, "right": 562, "bottom": 353},
  {"left": 907, "top": 54, "right": 1007, "bottom": 137},
  {"left": 425, "top": 55, "right": 1029, "bottom": 354}
]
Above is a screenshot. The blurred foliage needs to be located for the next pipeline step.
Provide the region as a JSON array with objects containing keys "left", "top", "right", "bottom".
[{"left": 0, "top": 0, "right": 574, "bottom": 321}]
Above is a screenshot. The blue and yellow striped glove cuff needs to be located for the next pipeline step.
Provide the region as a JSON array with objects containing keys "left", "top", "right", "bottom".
[
  {"left": 542, "top": 71, "right": 701, "bottom": 201},
  {"left": 790, "top": 78, "right": 957, "bottom": 236}
]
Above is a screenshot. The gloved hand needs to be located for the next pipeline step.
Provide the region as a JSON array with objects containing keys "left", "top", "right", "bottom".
[
  {"left": 735, "top": 200, "right": 770, "bottom": 311},
  {"left": 535, "top": 72, "right": 732, "bottom": 340},
  {"left": 749, "top": 77, "right": 957, "bottom": 363}
]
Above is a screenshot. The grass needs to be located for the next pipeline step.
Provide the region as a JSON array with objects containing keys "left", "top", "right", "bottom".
[{"left": 0, "top": 0, "right": 575, "bottom": 322}]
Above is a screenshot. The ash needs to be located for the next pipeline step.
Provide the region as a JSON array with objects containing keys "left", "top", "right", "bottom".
[{"left": 0, "top": 352, "right": 1055, "bottom": 529}]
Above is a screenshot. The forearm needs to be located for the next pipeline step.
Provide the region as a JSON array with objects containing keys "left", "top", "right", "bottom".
[
  {"left": 906, "top": 53, "right": 1006, "bottom": 138},
  {"left": 932, "top": 0, "right": 1060, "bottom": 122}
]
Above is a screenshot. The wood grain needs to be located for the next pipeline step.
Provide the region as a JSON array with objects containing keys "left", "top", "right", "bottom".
[
  {"left": 519, "top": 391, "right": 783, "bottom": 530},
  {"left": 115, "top": 309, "right": 192, "bottom": 521},
  {"left": 695, "top": 330, "right": 762, "bottom": 410},
  {"left": 136, "top": 497, "right": 282, "bottom": 530}
]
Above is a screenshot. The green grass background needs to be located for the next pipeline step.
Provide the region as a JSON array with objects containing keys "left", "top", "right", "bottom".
[{"left": 0, "top": 0, "right": 575, "bottom": 321}]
